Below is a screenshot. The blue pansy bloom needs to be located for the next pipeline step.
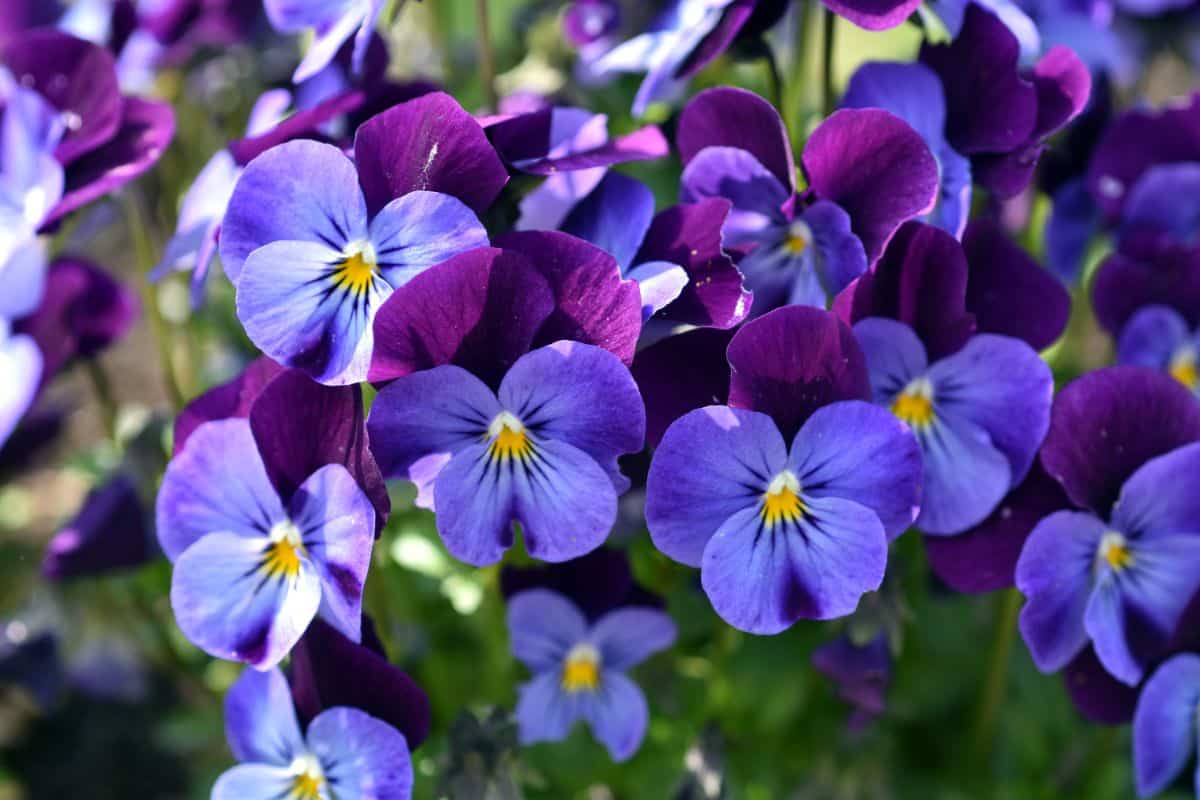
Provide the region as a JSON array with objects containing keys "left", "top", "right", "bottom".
[
  {"left": 214, "top": 667, "right": 412, "bottom": 800},
  {"left": 156, "top": 419, "right": 376, "bottom": 669},
  {"left": 264, "top": 0, "right": 386, "bottom": 83},
  {"left": 219, "top": 93, "right": 506, "bottom": 385},
  {"left": 507, "top": 588, "right": 676, "bottom": 761},
  {"left": 1134, "top": 653, "right": 1200, "bottom": 798},
  {"left": 1118, "top": 305, "right": 1200, "bottom": 398}
]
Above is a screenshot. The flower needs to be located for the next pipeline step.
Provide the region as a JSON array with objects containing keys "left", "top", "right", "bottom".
[
  {"left": 678, "top": 87, "right": 938, "bottom": 313},
  {"left": 1117, "top": 305, "right": 1200, "bottom": 397},
  {"left": 213, "top": 667, "right": 412, "bottom": 800},
  {"left": 367, "top": 339, "right": 645, "bottom": 566},
  {"left": 507, "top": 588, "right": 676, "bottom": 761},
  {"left": 1016, "top": 367, "right": 1200, "bottom": 686},
  {"left": 220, "top": 92, "right": 506, "bottom": 384},
  {"left": 644, "top": 306, "right": 922, "bottom": 633},
  {"left": 1133, "top": 653, "right": 1200, "bottom": 798},
  {"left": 156, "top": 417, "right": 377, "bottom": 669},
  {"left": 264, "top": 0, "right": 386, "bottom": 83}
]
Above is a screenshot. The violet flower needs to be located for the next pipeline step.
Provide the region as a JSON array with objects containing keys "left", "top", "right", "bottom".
[
  {"left": 507, "top": 588, "right": 676, "bottom": 761},
  {"left": 1133, "top": 653, "right": 1200, "bottom": 798},
  {"left": 264, "top": 0, "right": 385, "bottom": 84},
  {"left": 1117, "top": 305, "right": 1200, "bottom": 397},
  {"left": 214, "top": 667, "right": 411, "bottom": 799},
  {"left": 645, "top": 306, "right": 922, "bottom": 633},
  {"left": 1016, "top": 367, "right": 1200, "bottom": 686},
  {"left": 678, "top": 87, "right": 938, "bottom": 313}
]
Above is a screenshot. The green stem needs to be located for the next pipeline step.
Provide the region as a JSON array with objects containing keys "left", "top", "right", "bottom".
[
  {"left": 969, "top": 588, "right": 1022, "bottom": 771},
  {"left": 763, "top": 49, "right": 783, "bottom": 111},
  {"left": 475, "top": 0, "right": 498, "bottom": 111},
  {"left": 82, "top": 359, "right": 118, "bottom": 441},
  {"left": 821, "top": 8, "right": 835, "bottom": 115}
]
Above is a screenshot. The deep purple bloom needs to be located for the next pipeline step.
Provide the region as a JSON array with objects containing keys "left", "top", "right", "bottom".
[
  {"left": 264, "top": 0, "right": 385, "bottom": 83},
  {"left": 507, "top": 588, "right": 675, "bottom": 761},
  {"left": 920, "top": 4, "right": 1090, "bottom": 199},
  {"left": 679, "top": 87, "right": 938, "bottom": 313},
  {"left": 812, "top": 634, "right": 891, "bottom": 725},
  {"left": 630, "top": 326, "right": 734, "bottom": 447},
  {"left": 1117, "top": 305, "right": 1200, "bottom": 397},
  {"left": 220, "top": 92, "right": 506, "bottom": 384},
  {"left": 501, "top": 548, "right": 664, "bottom": 623},
  {"left": 214, "top": 667, "right": 411, "bottom": 799},
  {"left": 42, "top": 474, "right": 150, "bottom": 580},
  {"left": 156, "top": 418, "right": 378, "bottom": 669},
  {"left": 645, "top": 307, "right": 922, "bottom": 633},
  {"left": 367, "top": 340, "right": 645, "bottom": 566},
  {"left": 1016, "top": 367, "right": 1200, "bottom": 686},
  {"left": 1133, "top": 653, "right": 1200, "bottom": 797}
]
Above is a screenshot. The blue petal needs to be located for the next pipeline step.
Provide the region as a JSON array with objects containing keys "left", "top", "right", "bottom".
[
  {"left": 516, "top": 670, "right": 580, "bottom": 745},
  {"left": 368, "top": 190, "right": 489, "bottom": 288},
  {"left": 306, "top": 706, "right": 413, "bottom": 800},
  {"left": 506, "top": 588, "right": 588, "bottom": 672},
  {"left": 929, "top": 143, "right": 972, "bottom": 239},
  {"left": 562, "top": 172, "right": 656, "bottom": 272},
  {"left": 293, "top": 4, "right": 368, "bottom": 83},
  {"left": 1134, "top": 654, "right": 1200, "bottom": 797},
  {"left": 170, "top": 532, "right": 322, "bottom": 669},
  {"left": 1116, "top": 305, "right": 1190, "bottom": 373},
  {"left": 511, "top": 437, "right": 617, "bottom": 562},
  {"left": 1112, "top": 442, "right": 1200, "bottom": 538},
  {"left": 211, "top": 764, "right": 298, "bottom": 800},
  {"left": 579, "top": 671, "right": 649, "bottom": 762},
  {"left": 803, "top": 200, "right": 869, "bottom": 298},
  {"left": 590, "top": 608, "right": 677, "bottom": 670},
  {"left": 913, "top": 410, "right": 1012, "bottom": 535},
  {"left": 852, "top": 317, "right": 930, "bottom": 404},
  {"left": 433, "top": 442, "right": 516, "bottom": 567},
  {"left": 0, "top": 234, "right": 47, "bottom": 320},
  {"left": 1045, "top": 178, "right": 1099, "bottom": 285},
  {"left": 0, "top": 328, "right": 41, "bottom": 449},
  {"left": 842, "top": 61, "right": 947, "bottom": 150},
  {"left": 223, "top": 667, "right": 306, "bottom": 765},
  {"left": 236, "top": 240, "right": 391, "bottom": 385}
]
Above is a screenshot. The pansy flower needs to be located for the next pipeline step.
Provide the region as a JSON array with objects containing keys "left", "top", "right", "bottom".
[
  {"left": 1117, "top": 305, "right": 1200, "bottom": 398},
  {"left": 220, "top": 92, "right": 507, "bottom": 385},
  {"left": 1016, "top": 367, "right": 1200, "bottom": 686},
  {"left": 678, "top": 87, "right": 938, "bottom": 313},
  {"left": 507, "top": 588, "right": 676, "bottom": 761},
  {"left": 264, "top": 0, "right": 385, "bottom": 83},
  {"left": 1133, "top": 653, "right": 1200, "bottom": 798},
  {"left": 213, "top": 667, "right": 411, "bottom": 800},
  {"left": 645, "top": 306, "right": 922, "bottom": 634}
]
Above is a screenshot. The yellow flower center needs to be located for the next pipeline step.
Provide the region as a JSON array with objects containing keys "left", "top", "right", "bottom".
[
  {"left": 761, "top": 470, "right": 805, "bottom": 527},
  {"left": 332, "top": 244, "right": 378, "bottom": 297},
  {"left": 890, "top": 377, "right": 935, "bottom": 429},
  {"left": 1170, "top": 346, "right": 1198, "bottom": 391},
  {"left": 1098, "top": 531, "right": 1134, "bottom": 572},
  {"left": 561, "top": 643, "right": 601, "bottom": 693},
  {"left": 263, "top": 520, "right": 306, "bottom": 579},
  {"left": 487, "top": 411, "right": 533, "bottom": 462},
  {"left": 288, "top": 755, "right": 325, "bottom": 800},
  {"left": 782, "top": 221, "right": 811, "bottom": 255}
]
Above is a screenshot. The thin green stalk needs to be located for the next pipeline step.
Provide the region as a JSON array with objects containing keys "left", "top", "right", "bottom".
[
  {"left": 82, "top": 359, "right": 118, "bottom": 441},
  {"left": 821, "top": 8, "right": 836, "bottom": 115},
  {"left": 969, "top": 588, "right": 1022, "bottom": 770},
  {"left": 763, "top": 49, "right": 783, "bottom": 111},
  {"left": 475, "top": 0, "right": 498, "bottom": 111}
]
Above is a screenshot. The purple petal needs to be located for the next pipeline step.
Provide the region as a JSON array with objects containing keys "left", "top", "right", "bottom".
[
  {"left": 42, "top": 474, "right": 149, "bottom": 580},
  {"left": 1121, "top": 163, "right": 1200, "bottom": 249},
  {"left": 1134, "top": 654, "right": 1200, "bottom": 797},
  {"left": 701, "top": 493, "right": 888, "bottom": 631},
  {"left": 516, "top": 671, "right": 578, "bottom": 745},
  {"left": 1039, "top": 366, "right": 1200, "bottom": 516},
  {"left": 1090, "top": 247, "right": 1200, "bottom": 337},
  {"left": 249, "top": 369, "right": 390, "bottom": 535},
  {"left": 228, "top": 89, "right": 364, "bottom": 167},
  {"left": 646, "top": 406, "right": 785, "bottom": 567},
  {"left": 291, "top": 617, "right": 432, "bottom": 748},
  {"left": 170, "top": 531, "right": 322, "bottom": 669},
  {"left": 913, "top": 403, "right": 1013, "bottom": 535},
  {"left": 1062, "top": 645, "right": 1138, "bottom": 725},
  {"left": 1116, "top": 305, "right": 1190, "bottom": 371},
  {"left": 500, "top": 549, "right": 661, "bottom": 622},
  {"left": 821, "top": 0, "right": 921, "bottom": 30},
  {"left": 589, "top": 607, "right": 676, "bottom": 670},
  {"left": 811, "top": 634, "right": 891, "bottom": 716},
  {"left": 223, "top": 666, "right": 305, "bottom": 765},
  {"left": 431, "top": 443, "right": 514, "bottom": 566},
  {"left": 1015, "top": 509, "right": 1106, "bottom": 673},
  {"left": 353, "top": 92, "right": 508, "bottom": 217},
  {"left": 368, "top": 190, "right": 489, "bottom": 288},
  {"left": 579, "top": 671, "right": 649, "bottom": 762},
  {"left": 172, "top": 357, "right": 284, "bottom": 456},
  {"left": 507, "top": 588, "right": 588, "bottom": 672},
  {"left": 727, "top": 306, "right": 871, "bottom": 440},
  {"left": 369, "top": 247, "right": 555, "bottom": 387},
  {"left": 306, "top": 707, "right": 413, "bottom": 799},
  {"left": 490, "top": 108, "right": 667, "bottom": 174},
  {"left": 802, "top": 109, "right": 938, "bottom": 264},
  {"left": 635, "top": 198, "right": 750, "bottom": 329},
  {"left": 561, "top": 171, "right": 656, "bottom": 272},
  {"left": 833, "top": 221, "right": 976, "bottom": 361},
  {"left": 155, "top": 419, "right": 286, "bottom": 562},
  {"left": 46, "top": 97, "right": 174, "bottom": 228},
  {"left": 1028, "top": 46, "right": 1090, "bottom": 142},
  {"left": 679, "top": 145, "right": 791, "bottom": 229},
  {"left": 789, "top": 400, "right": 923, "bottom": 540},
  {"left": 219, "top": 140, "right": 367, "bottom": 284},
  {"left": 925, "top": 461, "right": 1070, "bottom": 594},
  {"left": 677, "top": 87, "right": 795, "bottom": 192},
  {"left": 630, "top": 328, "right": 733, "bottom": 447},
  {"left": 497, "top": 230, "right": 642, "bottom": 365},
  {"left": 1045, "top": 178, "right": 1100, "bottom": 284},
  {"left": 962, "top": 219, "right": 1070, "bottom": 351}
]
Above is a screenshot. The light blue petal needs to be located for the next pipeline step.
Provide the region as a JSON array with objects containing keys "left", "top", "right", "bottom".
[
  {"left": 307, "top": 707, "right": 413, "bottom": 800},
  {"left": 516, "top": 671, "right": 581, "bottom": 745},
  {"left": 507, "top": 588, "right": 588, "bottom": 672},
  {"left": 293, "top": 5, "right": 366, "bottom": 83},
  {"left": 1134, "top": 654, "right": 1200, "bottom": 797},
  {"left": 580, "top": 671, "right": 649, "bottom": 762},
  {"left": 211, "top": 763, "right": 300, "bottom": 800},
  {"left": 368, "top": 190, "right": 489, "bottom": 288},
  {"left": 0, "top": 329, "right": 41, "bottom": 450},
  {"left": 590, "top": 607, "right": 677, "bottom": 670},
  {"left": 626, "top": 260, "right": 689, "bottom": 319},
  {"left": 223, "top": 667, "right": 306, "bottom": 765},
  {"left": 913, "top": 411, "right": 1012, "bottom": 535},
  {"left": 1116, "top": 305, "right": 1190, "bottom": 373}
]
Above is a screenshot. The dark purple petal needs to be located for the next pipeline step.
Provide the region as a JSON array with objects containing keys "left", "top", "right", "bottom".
[
  {"left": 0, "top": 1, "right": 61, "bottom": 42},
  {"left": 1091, "top": 247, "right": 1200, "bottom": 337},
  {"left": 634, "top": 198, "right": 750, "bottom": 329},
  {"left": 1029, "top": 46, "right": 1091, "bottom": 142},
  {"left": 227, "top": 90, "right": 365, "bottom": 167},
  {"left": 368, "top": 247, "right": 555, "bottom": 387},
  {"left": 812, "top": 634, "right": 891, "bottom": 717},
  {"left": 820, "top": 0, "right": 920, "bottom": 30},
  {"left": 1039, "top": 366, "right": 1200, "bottom": 516},
  {"left": 290, "top": 617, "right": 431, "bottom": 749},
  {"left": 925, "top": 461, "right": 1070, "bottom": 594},
  {"left": 42, "top": 475, "right": 150, "bottom": 580},
  {"left": 630, "top": 328, "right": 733, "bottom": 447},
  {"left": 45, "top": 97, "right": 175, "bottom": 227},
  {"left": 497, "top": 230, "right": 643, "bottom": 366},
  {"left": 173, "top": 357, "right": 285, "bottom": 456},
  {"left": 248, "top": 370, "right": 390, "bottom": 534},
  {"left": 833, "top": 221, "right": 976, "bottom": 361},
  {"left": 487, "top": 108, "right": 668, "bottom": 174},
  {"left": 675, "top": 0, "right": 755, "bottom": 78},
  {"left": 500, "top": 548, "right": 662, "bottom": 622},
  {"left": 919, "top": 4, "right": 1037, "bottom": 156},
  {"left": 962, "top": 218, "right": 1070, "bottom": 351},
  {"left": 677, "top": 87, "right": 795, "bottom": 192},
  {"left": 727, "top": 306, "right": 871, "bottom": 440},
  {"left": 353, "top": 91, "right": 508, "bottom": 217},
  {"left": 802, "top": 109, "right": 938, "bottom": 264},
  {"left": 1062, "top": 646, "right": 1137, "bottom": 725},
  {"left": 2, "top": 30, "right": 121, "bottom": 165}
]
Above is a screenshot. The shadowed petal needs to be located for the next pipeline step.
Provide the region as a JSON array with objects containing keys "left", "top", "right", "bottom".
[
  {"left": 1116, "top": 306, "right": 1190, "bottom": 372},
  {"left": 561, "top": 172, "right": 655, "bottom": 272},
  {"left": 679, "top": 146, "right": 790, "bottom": 237},
  {"left": 631, "top": 328, "right": 733, "bottom": 447},
  {"left": 172, "top": 357, "right": 284, "bottom": 456}
]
